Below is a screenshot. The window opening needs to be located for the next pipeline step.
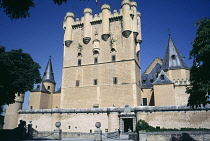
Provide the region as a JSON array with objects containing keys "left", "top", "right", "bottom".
[
  {"left": 160, "top": 75, "right": 164, "bottom": 80},
  {"left": 94, "top": 79, "right": 98, "bottom": 85},
  {"left": 112, "top": 55, "right": 116, "bottom": 62},
  {"left": 78, "top": 59, "right": 81, "bottom": 66},
  {"left": 47, "top": 86, "right": 50, "bottom": 90},
  {"left": 143, "top": 98, "right": 147, "bottom": 106},
  {"left": 113, "top": 77, "right": 118, "bottom": 84},
  {"left": 76, "top": 80, "right": 80, "bottom": 87},
  {"left": 94, "top": 57, "right": 98, "bottom": 64}
]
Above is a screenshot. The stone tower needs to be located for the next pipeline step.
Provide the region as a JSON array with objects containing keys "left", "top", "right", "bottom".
[
  {"left": 61, "top": 0, "right": 142, "bottom": 108},
  {"left": 3, "top": 93, "right": 24, "bottom": 129},
  {"left": 28, "top": 57, "right": 57, "bottom": 109}
]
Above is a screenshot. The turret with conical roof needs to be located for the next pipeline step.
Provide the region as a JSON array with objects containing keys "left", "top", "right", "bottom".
[
  {"left": 162, "top": 35, "right": 188, "bottom": 70},
  {"left": 42, "top": 57, "right": 56, "bottom": 93}
]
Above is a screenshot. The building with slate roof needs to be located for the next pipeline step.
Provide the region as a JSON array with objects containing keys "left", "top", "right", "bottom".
[
  {"left": 141, "top": 35, "right": 190, "bottom": 106},
  {"left": 3, "top": 0, "right": 210, "bottom": 136}
]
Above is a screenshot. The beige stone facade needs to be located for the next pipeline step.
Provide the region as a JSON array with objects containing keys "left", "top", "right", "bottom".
[{"left": 3, "top": 0, "right": 210, "bottom": 134}]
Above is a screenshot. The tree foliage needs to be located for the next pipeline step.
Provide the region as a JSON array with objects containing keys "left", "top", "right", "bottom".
[
  {"left": 0, "top": 0, "right": 67, "bottom": 20},
  {"left": 0, "top": 46, "right": 41, "bottom": 106},
  {"left": 186, "top": 18, "right": 210, "bottom": 107}
]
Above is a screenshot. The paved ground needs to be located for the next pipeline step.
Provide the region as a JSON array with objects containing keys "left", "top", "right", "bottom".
[{"left": 23, "top": 138, "right": 132, "bottom": 141}]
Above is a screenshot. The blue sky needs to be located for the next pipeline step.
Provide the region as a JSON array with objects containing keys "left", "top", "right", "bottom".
[{"left": 0, "top": 0, "right": 209, "bottom": 109}]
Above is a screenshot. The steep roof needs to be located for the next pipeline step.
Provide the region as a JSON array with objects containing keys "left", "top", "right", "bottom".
[
  {"left": 153, "top": 70, "right": 173, "bottom": 85},
  {"left": 42, "top": 57, "right": 56, "bottom": 84},
  {"left": 31, "top": 83, "right": 51, "bottom": 94},
  {"left": 161, "top": 36, "right": 188, "bottom": 70}
]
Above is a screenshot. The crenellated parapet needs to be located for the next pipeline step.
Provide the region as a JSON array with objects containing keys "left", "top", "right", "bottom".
[{"left": 63, "top": 0, "right": 142, "bottom": 47}]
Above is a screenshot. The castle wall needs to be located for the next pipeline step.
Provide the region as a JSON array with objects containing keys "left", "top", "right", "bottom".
[
  {"left": 141, "top": 88, "right": 154, "bottom": 106},
  {"left": 153, "top": 84, "right": 175, "bottom": 106},
  {"left": 52, "top": 93, "right": 61, "bottom": 108},
  {"left": 174, "top": 85, "right": 189, "bottom": 105},
  {"left": 29, "top": 92, "right": 41, "bottom": 109},
  {"left": 18, "top": 105, "right": 210, "bottom": 133}
]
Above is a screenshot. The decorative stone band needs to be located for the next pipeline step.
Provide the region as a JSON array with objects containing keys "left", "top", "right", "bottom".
[
  {"left": 101, "top": 4, "right": 111, "bottom": 11},
  {"left": 18, "top": 105, "right": 210, "bottom": 114},
  {"left": 84, "top": 8, "right": 92, "bottom": 14},
  {"left": 121, "top": 0, "right": 131, "bottom": 8}
]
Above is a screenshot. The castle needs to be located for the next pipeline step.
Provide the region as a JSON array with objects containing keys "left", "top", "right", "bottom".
[{"left": 4, "top": 0, "right": 210, "bottom": 134}]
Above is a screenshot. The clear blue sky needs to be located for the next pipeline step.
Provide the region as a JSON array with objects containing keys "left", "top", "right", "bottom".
[{"left": 0, "top": 0, "right": 209, "bottom": 109}]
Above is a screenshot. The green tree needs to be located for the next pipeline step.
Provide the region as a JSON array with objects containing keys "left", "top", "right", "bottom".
[
  {"left": 186, "top": 18, "right": 210, "bottom": 107},
  {"left": 0, "top": 46, "right": 41, "bottom": 113},
  {"left": 0, "top": 0, "right": 67, "bottom": 20}
]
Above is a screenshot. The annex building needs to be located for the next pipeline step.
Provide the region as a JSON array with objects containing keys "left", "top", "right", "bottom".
[{"left": 4, "top": 0, "right": 210, "bottom": 134}]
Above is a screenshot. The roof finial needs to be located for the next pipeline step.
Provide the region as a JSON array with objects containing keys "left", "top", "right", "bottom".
[{"left": 168, "top": 28, "right": 171, "bottom": 37}]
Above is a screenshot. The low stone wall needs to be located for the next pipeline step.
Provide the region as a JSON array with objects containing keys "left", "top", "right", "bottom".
[{"left": 139, "top": 131, "right": 210, "bottom": 141}]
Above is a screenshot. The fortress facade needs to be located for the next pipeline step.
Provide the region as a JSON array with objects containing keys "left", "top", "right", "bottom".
[{"left": 4, "top": 0, "right": 210, "bottom": 134}]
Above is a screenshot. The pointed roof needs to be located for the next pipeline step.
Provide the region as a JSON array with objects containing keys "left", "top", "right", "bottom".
[
  {"left": 161, "top": 36, "right": 188, "bottom": 70},
  {"left": 153, "top": 70, "right": 173, "bottom": 85},
  {"left": 42, "top": 57, "right": 56, "bottom": 84},
  {"left": 31, "top": 83, "right": 51, "bottom": 94}
]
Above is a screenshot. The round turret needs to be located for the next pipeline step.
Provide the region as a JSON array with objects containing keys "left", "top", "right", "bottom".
[
  {"left": 64, "top": 12, "right": 75, "bottom": 47},
  {"left": 121, "top": 0, "right": 130, "bottom": 7},
  {"left": 130, "top": 1, "right": 137, "bottom": 8},
  {"left": 83, "top": 8, "right": 92, "bottom": 44},
  {"left": 101, "top": 4, "right": 111, "bottom": 41}
]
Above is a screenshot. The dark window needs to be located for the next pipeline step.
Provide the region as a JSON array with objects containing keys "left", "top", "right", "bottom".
[
  {"left": 93, "top": 105, "right": 99, "bottom": 108},
  {"left": 171, "top": 55, "right": 176, "bottom": 60},
  {"left": 150, "top": 79, "right": 153, "bottom": 83},
  {"left": 94, "top": 57, "right": 98, "bottom": 64},
  {"left": 94, "top": 79, "right": 98, "bottom": 85},
  {"left": 78, "top": 59, "right": 81, "bottom": 66},
  {"left": 76, "top": 80, "right": 80, "bottom": 87},
  {"left": 69, "top": 126, "right": 71, "bottom": 129},
  {"left": 143, "top": 98, "right": 147, "bottom": 106},
  {"left": 17, "top": 93, "right": 20, "bottom": 96},
  {"left": 90, "top": 130, "right": 92, "bottom": 133},
  {"left": 112, "top": 55, "right": 116, "bottom": 62},
  {"left": 160, "top": 75, "right": 164, "bottom": 80},
  {"left": 47, "top": 86, "right": 50, "bottom": 90},
  {"left": 30, "top": 106, "right": 33, "bottom": 110},
  {"left": 113, "top": 77, "right": 118, "bottom": 84},
  {"left": 142, "top": 80, "right": 146, "bottom": 85}
]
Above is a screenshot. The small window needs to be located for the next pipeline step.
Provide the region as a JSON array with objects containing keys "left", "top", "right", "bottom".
[
  {"left": 90, "top": 129, "right": 92, "bottom": 133},
  {"left": 17, "top": 93, "right": 20, "bottom": 96},
  {"left": 76, "top": 80, "right": 80, "bottom": 87},
  {"left": 112, "top": 55, "right": 116, "bottom": 62},
  {"left": 93, "top": 104, "right": 99, "bottom": 108},
  {"left": 94, "top": 57, "right": 98, "bottom": 64},
  {"left": 142, "top": 80, "right": 146, "bottom": 85},
  {"left": 69, "top": 126, "right": 71, "bottom": 129},
  {"left": 93, "top": 79, "right": 98, "bottom": 85},
  {"left": 30, "top": 106, "right": 33, "bottom": 110},
  {"left": 143, "top": 98, "right": 147, "bottom": 106},
  {"left": 78, "top": 59, "right": 81, "bottom": 66},
  {"left": 171, "top": 55, "right": 176, "bottom": 60},
  {"left": 47, "top": 86, "right": 50, "bottom": 90},
  {"left": 160, "top": 75, "right": 164, "bottom": 80},
  {"left": 150, "top": 79, "right": 153, "bottom": 83},
  {"left": 113, "top": 77, "right": 118, "bottom": 84},
  {"left": 105, "top": 129, "right": 108, "bottom": 132},
  {"left": 37, "top": 85, "right": 40, "bottom": 89}
]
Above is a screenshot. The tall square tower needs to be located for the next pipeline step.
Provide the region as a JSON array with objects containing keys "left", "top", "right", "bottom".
[{"left": 61, "top": 0, "right": 142, "bottom": 108}]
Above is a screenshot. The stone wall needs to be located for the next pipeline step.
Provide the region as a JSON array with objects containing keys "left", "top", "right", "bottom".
[{"left": 18, "top": 105, "right": 210, "bottom": 133}]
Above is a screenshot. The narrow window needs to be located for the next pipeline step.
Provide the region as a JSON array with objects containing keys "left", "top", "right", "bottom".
[
  {"left": 78, "top": 59, "right": 81, "bottom": 66},
  {"left": 113, "top": 77, "right": 118, "bottom": 84},
  {"left": 160, "top": 75, "right": 164, "bottom": 80},
  {"left": 143, "top": 98, "right": 147, "bottom": 106},
  {"left": 17, "top": 93, "right": 20, "bottom": 96},
  {"left": 90, "top": 129, "right": 92, "bottom": 133},
  {"left": 69, "top": 126, "right": 71, "bottom": 129},
  {"left": 93, "top": 105, "right": 99, "bottom": 108},
  {"left": 47, "top": 86, "right": 50, "bottom": 90},
  {"left": 76, "top": 80, "right": 80, "bottom": 87},
  {"left": 93, "top": 79, "right": 98, "bottom": 85},
  {"left": 94, "top": 57, "right": 98, "bottom": 64},
  {"left": 112, "top": 55, "right": 116, "bottom": 62},
  {"left": 142, "top": 80, "right": 146, "bottom": 85},
  {"left": 150, "top": 79, "right": 153, "bottom": 83},
  {"left": 30, "top": 106, "right": 33, "bottom": 110}
]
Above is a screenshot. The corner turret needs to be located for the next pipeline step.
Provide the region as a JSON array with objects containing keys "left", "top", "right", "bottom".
[{"left": 42, "top": 57, "right": 56, "bottom": 93}]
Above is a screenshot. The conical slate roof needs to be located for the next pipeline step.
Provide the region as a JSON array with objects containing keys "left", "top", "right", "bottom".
[
  {"left": 31, "top": 83, "right": 50, "bottom": 94},
  {"left": 161, "top": 36, "right": 188, "bottom": 70},
  {"left": 42, "top": 57, "right": 56, "bottom": 84}
]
